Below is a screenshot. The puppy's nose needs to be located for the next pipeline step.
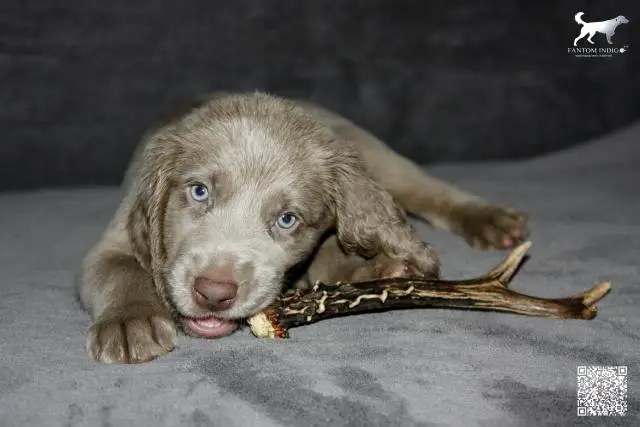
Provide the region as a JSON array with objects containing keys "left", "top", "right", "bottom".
[{"left": 194, "top": 264, "right": 238, "bottom": 311}]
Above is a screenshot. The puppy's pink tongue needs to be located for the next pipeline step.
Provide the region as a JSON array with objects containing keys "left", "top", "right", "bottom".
[{"left": 184, "top": 316, "right": 237, "bottom": 338}]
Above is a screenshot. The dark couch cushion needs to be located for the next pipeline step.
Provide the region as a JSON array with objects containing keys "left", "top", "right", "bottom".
[{"left": 0, "top": 0, "right": 637, "bottom": 190}]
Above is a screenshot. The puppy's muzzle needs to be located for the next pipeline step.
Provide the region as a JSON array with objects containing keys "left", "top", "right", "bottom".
[{"left": 194, "top": 264, "right": 238, "bottom": 311}]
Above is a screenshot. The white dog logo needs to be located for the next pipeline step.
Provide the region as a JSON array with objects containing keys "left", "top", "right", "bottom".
[{"left": 574, "top": 12, "right": 629, "bottom": 46}]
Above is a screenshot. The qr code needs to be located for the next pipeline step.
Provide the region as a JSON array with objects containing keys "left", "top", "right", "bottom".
[{"left": 577, "top": 366, "right": 627, "bottom": 416}]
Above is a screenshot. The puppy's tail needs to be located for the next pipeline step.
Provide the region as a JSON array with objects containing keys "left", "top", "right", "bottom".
[{"left": 575, "top": 12, "right": 586, "bottom": 25}]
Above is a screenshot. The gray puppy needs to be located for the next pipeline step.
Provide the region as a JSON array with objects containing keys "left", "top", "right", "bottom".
[{"left": 79, "top": 92, "right": 527, "bottom": 364}]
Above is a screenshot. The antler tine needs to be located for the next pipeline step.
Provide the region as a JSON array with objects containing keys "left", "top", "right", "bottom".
[{"left": 484, "top": 241, "right": 532, "bottom": 285}]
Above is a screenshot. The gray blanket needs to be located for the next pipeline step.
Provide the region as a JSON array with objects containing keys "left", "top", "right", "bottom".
[{"left": 1, "top": 123, "right": 638, "bottom": 427}]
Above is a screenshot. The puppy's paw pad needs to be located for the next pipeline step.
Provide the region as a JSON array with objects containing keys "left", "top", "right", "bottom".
[
  {"left": 87, "top": 306, "right": 177, "bottom": 364},
  {"left": 456, "top": 203, "right": 529, "bottom": 251}
]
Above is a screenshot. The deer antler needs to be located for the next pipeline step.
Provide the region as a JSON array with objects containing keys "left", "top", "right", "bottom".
[{"left": 247, "top": 241, "right": 612, "bottom": 338}]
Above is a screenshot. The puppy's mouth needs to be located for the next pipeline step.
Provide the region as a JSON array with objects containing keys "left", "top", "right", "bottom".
[{"left": 182, "top": 315, "right": 238, "bottom": 338}]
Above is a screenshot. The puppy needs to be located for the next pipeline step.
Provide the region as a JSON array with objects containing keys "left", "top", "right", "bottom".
[
  {"left": 574, "top": 11, "right": 629, "bottom": 46},
  {"left": 78, "top": 92, "right": 527, "bottom": 364}
]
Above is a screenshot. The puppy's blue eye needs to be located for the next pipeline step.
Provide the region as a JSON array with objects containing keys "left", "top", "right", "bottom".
[
  {"left": 276, "top": 213, "right": 298, "bottom": 230},
  {"left": 189, "top": 184, "right": 209, "bottom": 202}
]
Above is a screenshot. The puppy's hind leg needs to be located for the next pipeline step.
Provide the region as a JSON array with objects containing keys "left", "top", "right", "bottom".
[{"left": 587, "top": 31, "right": 596, "bottom": 44}]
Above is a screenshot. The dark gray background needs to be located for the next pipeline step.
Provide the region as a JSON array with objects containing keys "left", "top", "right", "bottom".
[{"left": 0, "top": 0, "right": 637, "bottom": 191}]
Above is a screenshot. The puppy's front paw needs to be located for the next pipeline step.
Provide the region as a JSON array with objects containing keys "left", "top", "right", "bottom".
[
  {"left": 403, "top": 241, "right": 441, "bottom": 278},
  {"left": 453, "top": 202, "right": 528, "bottom": 250},
  {"left": 87, "top": 303, "right": 177, "bottom": 364},
  {"left": 350, "top": 251, "right": 439, "bottom": 282}
]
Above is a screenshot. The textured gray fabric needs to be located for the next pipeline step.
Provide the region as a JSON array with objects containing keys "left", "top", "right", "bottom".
[
  {"left": 0, "top": 123, "right": 639, "bottom": 426},
  {"left": 1, "top": 0, "right": 638, "bottom": 190}
]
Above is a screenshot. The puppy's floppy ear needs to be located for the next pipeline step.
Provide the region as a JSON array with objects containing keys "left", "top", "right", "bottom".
[
  {"left": 332, "top": 162, "right": 440, "bottom": 277},
  {"left": 126, "top": 145, "right": 174, "bottom": 274}
]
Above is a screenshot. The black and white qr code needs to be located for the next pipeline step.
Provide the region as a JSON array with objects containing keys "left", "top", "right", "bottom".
[{"left": 577, "top": 366, "right": 627, "bottom": 416}]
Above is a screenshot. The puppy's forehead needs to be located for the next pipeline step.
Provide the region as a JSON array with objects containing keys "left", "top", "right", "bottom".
[
  {"left": 172, "top": 117, "right": 326, "bottom": 206},
  {"left": 183, "top": 117, "right": 317, "bottom": 188}
]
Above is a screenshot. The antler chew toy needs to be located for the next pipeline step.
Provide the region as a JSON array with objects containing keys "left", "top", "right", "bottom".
[{"left": 247, "top": 242, "right": 611, "bottom": 338}]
